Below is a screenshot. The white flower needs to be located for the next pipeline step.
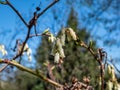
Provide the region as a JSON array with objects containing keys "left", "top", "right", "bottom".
[
  {"left": 17, "top": 43, "right": 28, "bottom": 54},
  {"left": 50, "top": 43, "right": 56, "bottom": 56},
  {"left": 111, "top": 67, "right": 116, "bottom": 81},
  {"left": 56, "top": 38, "right": 65, "bottom": 58},
  {"left": 67, "top": 28, "right": 77, "bottom": 40},
  {"left": 56, "top": 38, "right": 62, "bottom": 49},
  {"left": 2, "top": 50, "right": 7, "bottom": 56},
  {"left": 59, "top": 47, "right": 65, "bottom": 58},
  {"left": 107, "top": 65, "right": 116, "bottom": 81},
  {"left": 26, "top": 48, "right": 32, "bottom": 56},
  {"left": 0, "top": 45, "right": 4, "bottom": 49},
  {"left": 60, "top": 28, "right": 66, "bottom": 46},
  {"left": 42, "top": 28, "right": 56, "bottom": 43},
  {"left": 54, "top": 52, "right": 60, "bottom": 63},
  {"left": 107, "top": 65, "right": 112, "bottom": 74},
  {"left": 48, "top": 34, "right": 56, "bottom": 43},
  {"left": 60, "top": 34, "right": 65, "bottom": 46},
  {"left": 24, "top": 44, "right": 29, "bottom": 51},
  {"left": 26, "top": 47, "right": 32, "bottom": 61},
  {"left": 107, "top": 80, "right": 113, "bottom": 90},
  {"left": 0, "top": 44, "right": 7, "bottom": 56},
  {"left": 17, "top": 43, "right": 32, "bottom": 61}
]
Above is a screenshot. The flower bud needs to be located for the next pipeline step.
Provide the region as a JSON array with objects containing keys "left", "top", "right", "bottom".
[
  {"left": 0, "top": 44, "right": 7, "bottom": 56},
  {"left": 42, "top": 28, "right": 50, "bottom": 35},
  {"left": 107, "top": 65, "right": 112, "bottom": 75},
  {"left": 107, "top": 80, "right": 113, "bottom": 90}
]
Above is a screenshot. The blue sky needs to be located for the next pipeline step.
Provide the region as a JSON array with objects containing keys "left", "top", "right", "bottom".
[{"left": 0, "top": 0, "right": 120, "bottom": 69}]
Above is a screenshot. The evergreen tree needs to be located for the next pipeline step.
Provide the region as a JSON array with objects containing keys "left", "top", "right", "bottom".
[{"left": 34, "top": 8, "right": 99, "bottom": 89}]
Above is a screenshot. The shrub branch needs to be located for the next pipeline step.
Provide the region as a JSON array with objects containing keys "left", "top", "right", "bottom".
[{"left": 0, "top": 59, "right": 63, "bottom": 88}]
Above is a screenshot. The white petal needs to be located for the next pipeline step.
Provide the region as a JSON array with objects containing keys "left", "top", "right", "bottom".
[
  {"left": 1, "top": 45, "right": 5, "bottom": 49},
  {"left": 56, "top": 38, "right": 62, "bottom": 49},
  {"left": 24, "top": 44, "right": 29, "bottom": 51},
  {"left": 2, "top": 50, "right": 7, "bottom": 56},
  {"left": 54, "top": 52, "right": 60, "bottom": 63},
  {"left": 59, "top": 47, "right": 65, "bottom": 58},
  {"left": 26, "top": 48, "right": 32, "bottom": 56},
  {"left": 68, "top": 28, "right": 77, "bottom": 40},
  {"left": 60, "top": 34, "right": 65, "bottom": 46}
]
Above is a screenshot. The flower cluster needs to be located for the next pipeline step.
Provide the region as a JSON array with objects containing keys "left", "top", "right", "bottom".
[
  {"left": 52, "top": 38, "right": 65, "bottom": 63},
  {"left": 42, "top": 28, "right": 56, "bottom": 43},
  {"left": 105, "top": 65, "right": 120, "bottom": 90},
  {"left": 0, "top": 44, "right": 7, "bottom": 56},
  {"left": 42, "top": 28, "right": 77, "bottom": 64},
  {"left": 17, "top": 43, "right": 32, "bottom": 61},
  {"left": 66, "top": 28, "right": 77, "bottom": 41}
]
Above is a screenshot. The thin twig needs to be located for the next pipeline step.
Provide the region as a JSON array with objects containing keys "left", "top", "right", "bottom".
[
  {"left": 0, "top": 59, "right": 63, "bottom": 88},
  {"left": 19, "top": 0, "right": 60, "bottom": 58},
  {"left": 12, "top": 28, "right": 31, "bottom": 60},
  {"left": 29, "top": 33, "right": 42, "bottom": 38},
  {"left": 6, "top": 0, "right": 28, "bottom": 27},
  {"left": 37, "top": 0, "right": 59, "bottom": 19},
  {"left": 112, "top": 62, "right": 120, "bottom": 73},
  {"left": 80, "top": 41, "right": 97, "bottom": 59},
  {"left": 28, "top": 0, "right": 59, "bottom": 29},
  {"left": 12, "top": 0, "right": 60, "bottom": 59},
  {"left": 0, "top": 64, "right": 9, "bottom": 72},
  {"left": 98, "top": 49, "right": 104, "bottom": 90},
  {"left": 0, "top": 0, "right": 60, "bottom": 72},
  {"left": 79, "top": 41, "right": 105, "bottom": 90}
]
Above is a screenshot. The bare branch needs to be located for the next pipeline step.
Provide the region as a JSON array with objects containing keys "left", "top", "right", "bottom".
[
  {"left": 12, "top": 28, "right": 31, "bottom": 60},
  {"left": 78, "top": 40, "right": 105, "bottom": 90},
  {"left": 0, "top": 59, "right": 63, "bottom": 88},
  {"left": 16, "top": 0, "right": 60, "bottom": 57},
  {"left": 0, "top": 0, "right": 60, "bottom": 72},
  {"left": 28, "top": 0, "right": 59, "bottom": 29},
  {"left": 29, "top": 33, "right": 42, "bottom": 38},
  {"left": 37, "top": 0, "right": 59, "bottom": 19},
  {"left": 6, "top": 0, "right": 28, "bottom": 27},
  {"left": 0, "top": 64, "right": 9, "bottom": 72}
]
